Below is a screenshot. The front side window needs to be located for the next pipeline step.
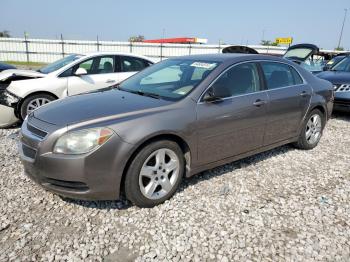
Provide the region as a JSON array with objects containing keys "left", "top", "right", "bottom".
[
  {"left": 260, "top": 62, "right": 302, "bottom": 89},
  {"left": 61, "top": 56, "right": 115, "bottom": 77},
  {"left": 209, "top": 62, "right": 261, "bottom": 98},
  {"left": 118, "top": 59, "right": 220, "bottom": 101},
  {"left": 121, "top": 56, "right": 151, "bottom": 72}
]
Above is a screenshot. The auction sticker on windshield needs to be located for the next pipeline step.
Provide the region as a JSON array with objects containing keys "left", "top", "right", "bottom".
[{"left": 190, "top": 62, "right": 217, "bottom": 69}]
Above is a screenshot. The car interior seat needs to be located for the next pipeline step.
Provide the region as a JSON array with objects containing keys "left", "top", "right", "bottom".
[
  {"left": 228, "top": 68, "right": 254, "bottom": 95},
  {"left": 102, "top": 61, "right": 113, "bottom": 73},
  {"left": 268, "top": 71, "right": 289, "bottom": 88}
]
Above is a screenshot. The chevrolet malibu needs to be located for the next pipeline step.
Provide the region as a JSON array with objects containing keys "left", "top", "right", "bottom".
[{"left": 19, "top": 54, "right": 334, "bottom": 207}]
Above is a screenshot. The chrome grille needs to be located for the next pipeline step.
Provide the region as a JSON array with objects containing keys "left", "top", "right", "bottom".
[
  {"left": 334, "top": 84, "right": 350, "bottom": 92},
  {"left": 27, "top": 123, "right": 48, "bottom": 139}
]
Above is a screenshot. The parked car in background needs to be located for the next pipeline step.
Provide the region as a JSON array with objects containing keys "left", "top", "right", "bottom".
[
  {"left": 0, "top": 52, "right": 154, "bottom": 128},
  {"left": 19, "top": 54, "right": 333, "bottom": 207},
  {"left": 317, "top": 55, "right": 350, "bottom": 112},
  {"left": 223, "top": 43, "right": 339, "bottom": 74},
  {"left": 0, "top": 62, "right": 16, "bottom": 72},
  {"left": 323, "top": 53, "right": 349, "bottom": 71}
]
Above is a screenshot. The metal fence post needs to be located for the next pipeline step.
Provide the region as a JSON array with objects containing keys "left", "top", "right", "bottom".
[
  {"left": 96, "top": 35, "right": 100, "bottom": 51},
  {"left": 24, "top": 32, "right": 30, "bottom": 63},
  {"left": 129, "top": 42, "right": 133, "bottom": 53},
  {"left": 218, "top": 41, "right": 221, "bottom": 53},
  {"left": 189, "top": 43, "right": 191, "bottom": 55},
  {"left": 60, "top": 34, "right": 65, "bottom": 57},
  {"left": 160, "top": 43, "right": 163, "bottom": 61}
]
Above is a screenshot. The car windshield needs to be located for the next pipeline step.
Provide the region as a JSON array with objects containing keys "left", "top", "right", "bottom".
[
  {"left": 326, "top": 56, "right": 345, "bottom": 68},
  {"left": 118, "top": 59, "right": 220, "bottom": 101},
  {"left": 331, "top": 56, "right": 350, "bottom": 72},
  {"left": 38, "top": 54, "right": 83, "bottom": 74},
  {"left": 284, "top": 48, "right": 314, "bottom": 60}
]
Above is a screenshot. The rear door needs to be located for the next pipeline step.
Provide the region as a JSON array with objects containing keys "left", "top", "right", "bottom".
[
  {"left": 196, "top": 62, "right": 268, "bottom": 164},
  {"left": 259, "top": 61, "right": 312, "bottom": 145},
  {"left": 66, "top": 55, "right": 119, "bottom": 96}
]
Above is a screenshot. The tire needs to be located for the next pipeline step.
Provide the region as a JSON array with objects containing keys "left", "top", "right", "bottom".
[
  {"left": 125, "top": 140, "right": 185, "bottom": 208},
  {"left": 20, "top": 93, "right": 56, "bottom": 120},
  {"left": 293, "top": 109, "right": 325, "bottom": 150}
]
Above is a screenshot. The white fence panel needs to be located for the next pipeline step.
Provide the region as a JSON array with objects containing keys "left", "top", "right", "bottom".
[{"left": 1, "top": 37, "right": 322, "bottom": 64}]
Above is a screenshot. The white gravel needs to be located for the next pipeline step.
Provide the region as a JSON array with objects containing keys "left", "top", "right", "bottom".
[{"left": 0, "top": 114, "right": 349, "bottom": 261}]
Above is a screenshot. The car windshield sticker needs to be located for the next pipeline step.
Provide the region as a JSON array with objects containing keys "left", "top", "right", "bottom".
[{"left": 190, "top": 62, "right": 217, "bottom": 69}]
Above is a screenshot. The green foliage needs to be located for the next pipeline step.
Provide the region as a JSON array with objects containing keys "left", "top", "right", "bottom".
[
  {"left": 0, "top": 30, "right": 10, "bottom": 38},
  {"left": 335, "top": 47, "right": 345, "bottom": 51},
  {"left": 129, "top": 35, "right": 145, "bottom": 42},
  {"left": 260, "top": 40, "right": 279, "bottom": 46}
]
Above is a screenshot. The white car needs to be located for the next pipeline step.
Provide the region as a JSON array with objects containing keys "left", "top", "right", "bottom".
[{"left": 0, "top": 52, "right": 154, "bottom": 128}]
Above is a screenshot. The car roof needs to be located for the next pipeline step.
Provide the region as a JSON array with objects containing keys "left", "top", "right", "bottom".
[
  {"left": 75, "top": 52, "right": 154, "bottom": 62},
  {"left": 170, "top": 53, "right": 285, "bottom": 63}
]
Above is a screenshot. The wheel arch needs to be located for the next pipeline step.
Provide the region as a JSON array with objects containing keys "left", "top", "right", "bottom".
[
  {"left": 15, "top": 91, "right": 59, "bottom": 119},
  {"left": 119, "top": 133, "right": 192, "bottom": 197}
]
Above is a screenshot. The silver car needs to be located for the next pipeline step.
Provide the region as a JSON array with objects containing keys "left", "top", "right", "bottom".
[{"left": 19, "top": 54, "right": 334, "bottom": 207}]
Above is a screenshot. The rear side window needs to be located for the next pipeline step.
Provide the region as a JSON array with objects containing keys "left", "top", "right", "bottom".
[
  {"left": 120, "top": 56, "right": 151, "bottom": 72},
  {"left": 260, "top": 62, "right": 303, "bottom": 89}
]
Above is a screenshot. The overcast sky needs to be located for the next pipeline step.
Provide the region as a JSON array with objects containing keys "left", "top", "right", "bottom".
[{"left": 2, "top": 0, "right": 350, "bottom": 50}]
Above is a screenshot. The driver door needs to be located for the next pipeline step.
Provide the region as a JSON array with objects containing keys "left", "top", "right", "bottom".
[
  {"left": 196, "top": 62, "right": 268, "bottom": 164},
  {"left": 66, "top": 56, "right": 119, "bottom": 96}
]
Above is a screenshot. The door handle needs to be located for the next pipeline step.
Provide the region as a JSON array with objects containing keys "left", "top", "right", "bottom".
[
  {"left": 106, "top": 79, "right": 116, "bottom": 84},
  {"left": 300, "top": 91, "right": 308, "bottom": 97},
  {"left": 253, "top": 99, "right": 267, "bottom": 107}
]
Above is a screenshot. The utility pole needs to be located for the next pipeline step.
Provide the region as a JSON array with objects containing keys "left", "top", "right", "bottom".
[{"left": 337, "top": 8, "right": 348, "bottom": 49}]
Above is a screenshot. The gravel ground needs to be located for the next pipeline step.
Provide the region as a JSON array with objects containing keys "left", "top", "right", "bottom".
[{"left": 0, "top": 114, "right": 349, "bottom": 262}]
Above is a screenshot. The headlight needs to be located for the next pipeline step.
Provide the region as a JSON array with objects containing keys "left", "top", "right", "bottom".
[
  {"left": 0, "top": 90, "right": 19, "bottom": 106},
  {"left": 53, "top": 127, "right": 113, "bottom": 154}
]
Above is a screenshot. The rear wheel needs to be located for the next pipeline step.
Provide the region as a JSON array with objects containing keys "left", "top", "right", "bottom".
[
  {"left": 20, "top": 93, "right": 55, "bottom": 120},
  {"left": 293, "top": 109, "right": 324, "bottom": 150},
  {"left": 124, "top": 140, "right": 184, "bottom": 208}
]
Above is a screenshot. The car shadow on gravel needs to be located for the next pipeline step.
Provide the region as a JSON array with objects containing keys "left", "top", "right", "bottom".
[
  {"left": 331, "top": 112, "right": 350, "bottom": 122},
  {"left": 62, "top": 144, "right": 294, "bottom": 210},
  {"left": 181, "top": 144, "right": 293, "bottom": 192}
]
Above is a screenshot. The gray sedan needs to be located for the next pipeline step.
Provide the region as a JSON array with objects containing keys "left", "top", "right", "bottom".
[{"left": 19, "top": 54, "right": 334, "bottom": 207}]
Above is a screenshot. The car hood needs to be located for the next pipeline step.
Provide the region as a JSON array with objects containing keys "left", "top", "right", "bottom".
[
  {"left": 0, "top": 69, "right": 46, "bottom": 81},
  {"left": 33, "top": 88, "right": 172, "bottom": 126},
  {"left": 316, "top": 71, "right": 350, "bottom": 84}
]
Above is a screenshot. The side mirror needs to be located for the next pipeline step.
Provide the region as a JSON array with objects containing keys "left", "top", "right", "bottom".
[
  {"left": 203, "top": 88, "right": 224, "bottom": 103},
  {"left": 75, "top": 67, "right": 87, "bottom": 76}
]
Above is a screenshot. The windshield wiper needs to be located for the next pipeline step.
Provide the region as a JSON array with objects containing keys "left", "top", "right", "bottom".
[
  {"left": 116, "top": 86, "right": 160, "bottom": 99},
  {"left": 136, "top": 90, "right": 160, "bottom": 99}
]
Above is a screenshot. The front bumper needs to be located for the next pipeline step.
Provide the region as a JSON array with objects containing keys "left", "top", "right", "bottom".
[
  {"left": 333, "top": 92, "right": 350, "bottom": 112},
  {"left": 333, "top": 99, "right": 350, "bottom": 112},
  {"left": 18, "top": 117, "right": 134, "bottom": 200},
  {"left": 0, "top": 104, "right": 19, "bottom": 128}
]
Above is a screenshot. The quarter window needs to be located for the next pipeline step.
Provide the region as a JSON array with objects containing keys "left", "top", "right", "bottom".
[
  {"left": 260, "top": 62, "right": 302, "bottom": 89},
  {"left": 209, "top": 62, "right": 261, "bottom": 98}
]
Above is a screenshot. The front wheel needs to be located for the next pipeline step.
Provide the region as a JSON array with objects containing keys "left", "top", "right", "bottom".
[
  {"left": 124, "top": 140, "right": 184, "bottom": 208},
  {"left": 20, "top": 93, "right": 55, "bottom": 120},
  {"left": 293, "top": 109, "right": 325, "bottom": 150}
]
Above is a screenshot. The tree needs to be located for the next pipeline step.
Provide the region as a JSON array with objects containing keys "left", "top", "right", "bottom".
[
  {"left": 0, "top": 30, "right": 10, "bottom": 37},
  {"left": 260, "top": 40, "right": 279, "bottom": 46},
  {"left": 335, "top": 46, "right": 345, "bottom": 51},
  {"left": 128, "top": 35, "right": 145, "bottom": 42}
]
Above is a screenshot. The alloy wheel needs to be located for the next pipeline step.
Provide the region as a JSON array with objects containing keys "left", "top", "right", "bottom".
[
  {"left": 305, "top": 114, "right": 322, "bottom": 145},
  {"left": 26, "top": 98, "right": 51, "bottom": 114},
  {"left": 139, "top": 148, "right": 180, "bottom": 200}
]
